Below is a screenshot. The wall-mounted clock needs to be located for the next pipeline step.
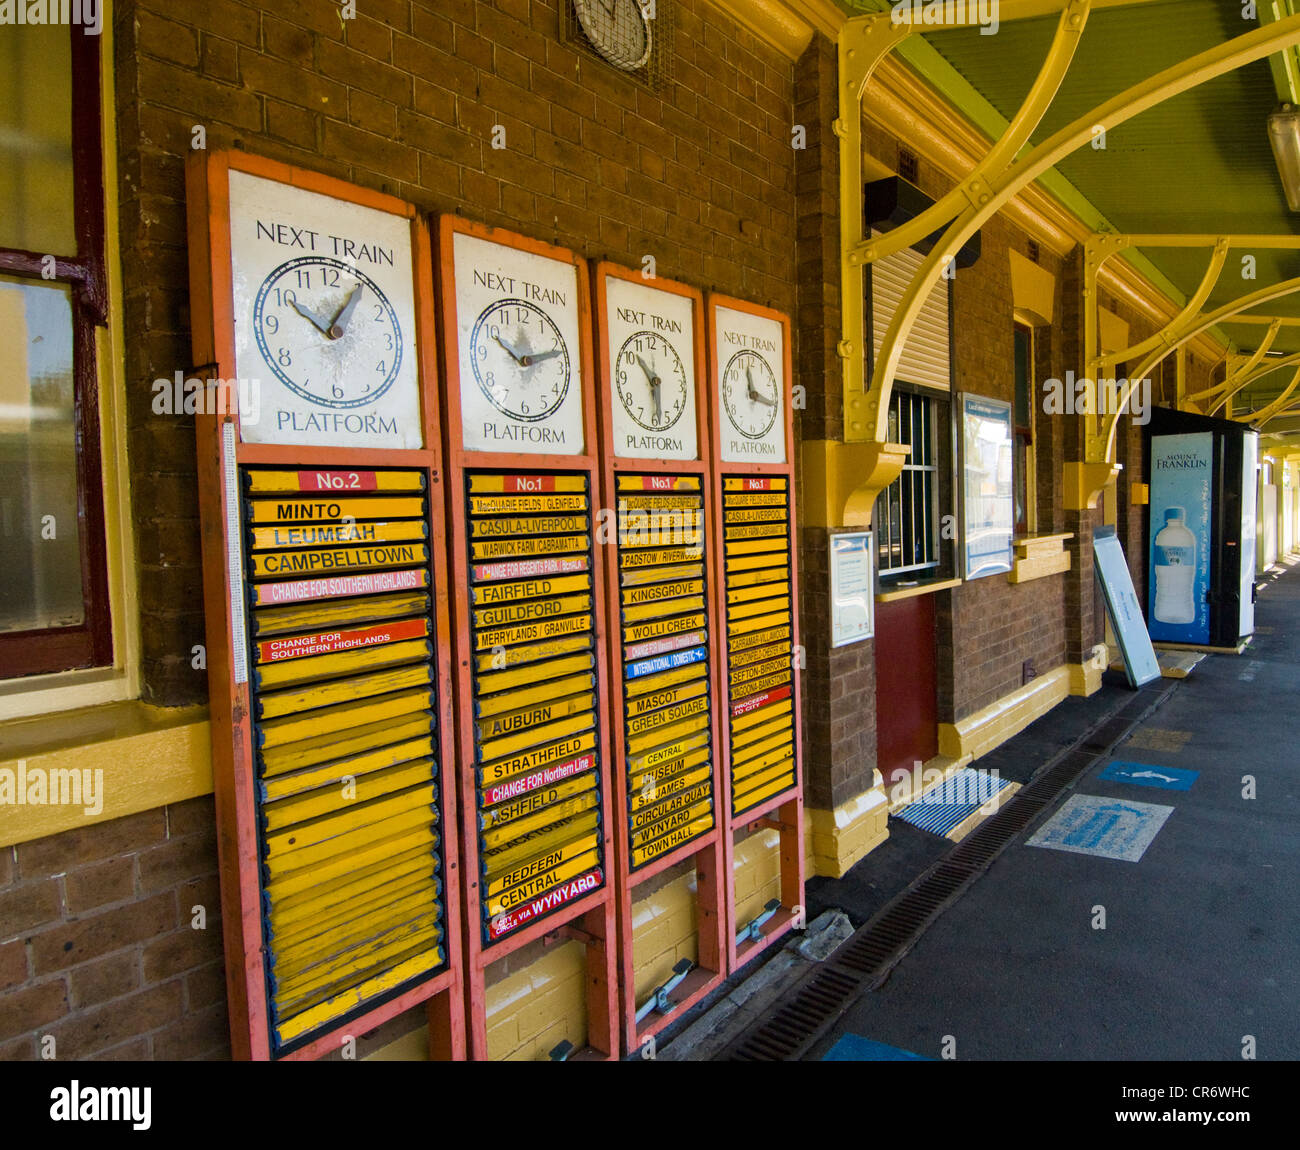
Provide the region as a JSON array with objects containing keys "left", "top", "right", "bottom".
[
  {"left": 450, "top": 229, "right": 586, "bottom": 455},
  {"left": 573, "top": 0, "right": 653, "bottom": 72},
  {"left": 711, "top": 301, "right": 788, "bottom": 464},
  {"left": 598, "top": 269, "right": 700, "bottom": 461},
  {"left": 227, "top": 169, "right": 422, "bottom": 449}
]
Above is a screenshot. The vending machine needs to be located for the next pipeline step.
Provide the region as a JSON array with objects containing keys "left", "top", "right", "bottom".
[{"left": 1146, "top": 407, "right": 1257, "bottom": 649}]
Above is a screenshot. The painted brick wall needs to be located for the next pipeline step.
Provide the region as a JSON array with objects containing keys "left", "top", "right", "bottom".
[{"left": 114, "top": 0, "right": 800, "bottom": 705}]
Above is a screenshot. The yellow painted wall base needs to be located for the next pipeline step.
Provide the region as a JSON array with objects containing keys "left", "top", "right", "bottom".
[
  {"left": 938, "top": 665, "right": 1070, "bottom": 763},
  {"left": 484, "top": 939, "right": 587, "bottom": 1061},
  {"left": 1068, "top": 646, "right": 1108, "bottom": 697},
  {"left": 733, "top": 826, "right": 785, "bottom": 930},
  {"left": 804, "top": 773, "right": 890, "bottom": 879},
  {"left": 365, "top": 1026, "right": 428, "bottom": 1061},
  {"left": 631, "top": 870, "right": 699, "bottom": 1002}
]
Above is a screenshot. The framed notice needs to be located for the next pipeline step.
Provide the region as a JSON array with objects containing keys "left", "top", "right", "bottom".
[
  {"left": 959, "top": 393, "right": 1014, "bottom": 579},
  {"left": 830, "top": 532, "right": 875, "bottom": 647},
  {"left": 1094, "top": 526, "right": 1161, "bottom": 688}
]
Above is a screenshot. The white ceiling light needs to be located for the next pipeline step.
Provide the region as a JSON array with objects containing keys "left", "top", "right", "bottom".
[{"left": 1267, "top": 105, "right": 1300, "bottom": 212}]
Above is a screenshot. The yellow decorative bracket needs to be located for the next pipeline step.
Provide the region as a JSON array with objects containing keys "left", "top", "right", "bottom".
[{"left": 800, "top": 440, "right": 911, "bottom": 528}]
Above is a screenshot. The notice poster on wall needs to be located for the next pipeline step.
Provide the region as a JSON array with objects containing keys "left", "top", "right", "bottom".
[
  {"left": 1147, "top": 431, "right": 1212, "bottom": 645},
  {"left": 830, "top": 531, "right": 874, "bottom": 647},
  {"left": 959, "top": 394, "right": 1014, "bottom": 579}
]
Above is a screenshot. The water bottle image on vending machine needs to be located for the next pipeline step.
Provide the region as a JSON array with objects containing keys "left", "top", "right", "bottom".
[{"left": 1152, "top": 507, "right": 1197, "bottom": 625}]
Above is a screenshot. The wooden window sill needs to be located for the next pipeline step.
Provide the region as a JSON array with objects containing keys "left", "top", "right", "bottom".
[
  {"left": 876, "top": 576, "right": 962, "bottom": 602},
  {"left": 1008, "top": 533, "right": 1074, "bottom": 584}
]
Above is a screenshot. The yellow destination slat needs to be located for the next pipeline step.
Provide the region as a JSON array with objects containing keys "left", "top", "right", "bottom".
[
  {"left": 274, "top": 932, "right": 443, "bottom": 1023},
  {"left": 623, "top": 612, "right": 707, "bottom": 646},
  {"left": 726, "top": 565, "right": 790, "bottom": 589},
  {"left": 722, "top": 507, "right": 788, "bottom": 523},
  {"left": 619, "top": 508, "right": 703, "bottom": 533},
  {"left": 473, "top": 633, "right": 591, "bottom": 673},
  {"left": 733, "top": 741, "right": 794, "bottom": 783},
  {"left": 263, "top": 782, "right": 436, "bottom": 862},
  {"left": 272, "top": 872, "right": 436, "bottom": 950},
  {"left": 263, "top": 759, "right": 435, "bottom": 831},
  {"left": 274, "top": 948, "right": 444, "bottom": 1044},
  {"left": 733, "top": 713, "right": 794, "bottom": 751},
  {"left": 265, "top": 823, "right": 437, "bottom": 901},
  {"left": 630, "top": 798, "right": 712, "bottom": 850},
  {"left": 252, "top": 591, "right": 430, "bottom": 636},
  {"left": 730, "top": 670, "right": 792, "bottom": 700},
  {"left": 617, "top": 475, "right": 700, "bottom": 492},
  {"left": 483, "top": 822, "right": 600, "bottom": 896},
  {"left": 250, "top": 568, "right": 429, "bottom": 609},
  {"left": 720, "top": 492, "right": 788, "bottom": 507},
  {"left": 629, "top": 781, "right": 713, "bottom": 832},
  {"left": 629, "top": 762, "right": 712, "bottom": 812},
  {"left": 724, "top": 522, "right": 788, "bottom": 541},
  {"left": 273, "top": 920, "right": 442, "bottom": 1007},
  {"left": 632, "top": 813, "right": 713, "bottom": 867},
  {"left": 257, "top": 688, "right": 433, "bottom": 750},
  {"left": 729, "top": 595, "right": 791, "bottom": 622},
  {"left": 469, "top": 515, "right": 589, "bottom": 539},
  {"left": 621, "top": 579, "right": 704, "bottom": 608},
  {"left": 730, "top": 655, "right": 791, "bottom": 687},
  {"left": 625, "top": 712, "right": 710, "bottom": 756},
  {"left": 725, "top": 552, "right": 789, "bottom": 575},
  {"left": 617, "top": 494, "right": 703, "bottom": 511},
  {"left": 264, "top": 804, "right": 437, "bottom": 882},
  {"left": 627, "top": 747, "right": 711, "bottom": 792},
  {"left": 250, "top": 543, "right": 428, "bottom": 578},
  {"left": 262, "top": 734, "right": 436, "bottom": 801},
  {"left": 625, "top": 678, "right": 707, "bottom": 717},
  {"left": 732, "top": 731, "right": 794, "bottom": 770},
  {"left": 478, "top": 731, "right": 596, "bottom": 787},
  {"left": 620, "top": 545, "right": 704, "bottom": 569},
  {"left": 475, "top": 689, "right": 595, "bottom": 742},
  {"left": 473, "top": 593, "right": 591, "bottom": 630},
  {"left": 470, "top": 534, "right": 589, "bottom": 561},
  {"left": 255, "top": 639, "right": 431, "bottom": 690},
  {"left": 248, "top": 496, "right": 424, "bottom": 524},
  {"left": 624, "top": 660, "right": 706, "bottom": 697},
  {"left": 475, "top": 656, "right": 594, "bottom": 702},
  {"left": 625, "top": 693, "right": 708, "bottom": 738},
  {"left": 733, "top": 759, "right": 796, "bottom": 801},
  {"left": 269, "top": 844, "right": 436, "bottom": 929},
  {"left": 256, "top": 616, "right": 430, "bottom": 667},
  {"left": 256, "top": 664, "right": 433, "bottom": 721},
  {"left": 485, "top": 848, "right": 602, "bottom": 917},
  {"left": 471, "top": 573, "right": 591, "bottom": 606},
  {"left": 627, "top": 730, "right": 710, "bottom": 774},
  {"left": 469, "top": 493, "right": 589, "bottom": 515},
  {"left": 621, "top": 562, "right": 705, "bottom": 588},
  {"left": 475, "top": 613, "right": 592, "bottom": 652},
  {"left": 477, "top": 709, "right": 596, "bottom": 763},
  {"left": 480, "top": 792, "right": 599, "bottom": 851},
  {"left": 730, "top": 641, "right": 791, "bottom": 670},
  {"left": 729, "top": 625, "right": 791, "bottom": 653},
  {"left": 724, "top": 537, "right": 788, "bottom": 557},
  {"left": 733, "top": 772, "right": 796, "bottom": 815},
  {"left": 245, "top": 470, "right": 426, "bottom": 494},
  {"left": 732, "top": 697, "right": 793, "bottom": 734},
  {"left": 249, "top": 521, "right": 427, "bottom": 552},
  {"left": 728, "top": 611, "right": 790, "bottom": 637},
  {"left": 723, "top": 476, "right": 787, "bottom": 491},
  {"left": 727, "top": 582, "right": 791, "bottom": 606},
  {"left": 622, "top": 594, "right": 705, "bottom": 624},
  {"left": 259, "top": 715, "right": 433, "bottom": 781},
  {"left": 272, "top": 891, "right": 439, "bottom": 978},
  {"left": 480, "top": 772, "right": 597, "bottom": 829},
  {"left": 469, "top": 474, "right": 588, "bottom": 493}
]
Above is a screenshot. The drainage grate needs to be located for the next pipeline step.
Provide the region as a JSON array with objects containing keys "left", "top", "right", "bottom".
[{"left": 719, "top": 683, "right": 1176, "bottom": 1061}]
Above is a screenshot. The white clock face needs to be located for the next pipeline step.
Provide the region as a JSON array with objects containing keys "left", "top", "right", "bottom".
[
  {"left": 604, "top": 276, "right": 697, "bottom": 460},
  {"left": 453, "top": 231, "right": 585, "bottom": 455},
  {"left": 228, "top": 170, "right": 422, "bottom": 449},
  {"left": 714, "top": 305, "right": 786, "bottom": 463},
  {"left": 573, "top": 0, "right": 652, "bottom": 71}
]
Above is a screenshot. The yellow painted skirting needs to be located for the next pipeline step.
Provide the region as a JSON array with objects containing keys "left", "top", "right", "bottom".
[
  {"left": 1068, "top": 646, "right": 1108, "bottom": 697},
  {"left": 804, "top": 775, "right": 890, "bottom": 879},
  {"left": 885, "top": 752, "right": 972, "bottom": 814},
  {"left": 938, "top": 665, "right": 1069, "bottom": 763},
  {"left": 0, "top": 704, "right": 211, "bottom": 848}
]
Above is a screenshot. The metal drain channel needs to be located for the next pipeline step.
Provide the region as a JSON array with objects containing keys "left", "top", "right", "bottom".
[{"left": 721, "top": 682, "right": 1175, "bottom": 1061}]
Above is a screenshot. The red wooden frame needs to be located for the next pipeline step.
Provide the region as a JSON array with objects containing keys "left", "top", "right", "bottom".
[
  {"left": 706, "top": 294, "right": 805, "bottom": 974},
  {"left": 186, "top": 150, "right": 465, "bottom": 1061},
  {"left": 591, "top": 261, "right": 727, "bottom": 1054},
  {"left": 436, "top": 215, "right": 619, "bottom": 1061}
]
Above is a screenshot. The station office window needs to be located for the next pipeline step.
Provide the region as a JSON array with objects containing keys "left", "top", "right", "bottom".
[
  {"left": 877, "top": 388, "right": 945, "bottom": 580},
  {"left": 0, "top": 28, "right": 110, "bottom": 680}
]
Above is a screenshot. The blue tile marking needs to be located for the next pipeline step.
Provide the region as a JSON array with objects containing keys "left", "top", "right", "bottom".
[
  {"left": 1027, "top": 794, "right": 1173, "bottom": 862},
  {"left": 893, "top": 768, "right": 1013, "bottom": 837},
  {"left": 823, "top": 1035, "right": 931, "bottom": 1061},
  {"left": 1100, "top": 761, "right": 1199, "bottom": 791}
]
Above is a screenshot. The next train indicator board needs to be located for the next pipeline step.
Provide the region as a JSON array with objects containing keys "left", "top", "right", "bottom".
[
  {"left": 187, "top": 151, "right": 464, "bottom": 1061},
  {"left": 707, "top": 295, "right": 804, "bottom": 974},
  {"left": 439, "top": 218, "right": 618, "bottom": 1060},
  {"left": 594, "top": 262, "right": 726, "bottom": 1053}
]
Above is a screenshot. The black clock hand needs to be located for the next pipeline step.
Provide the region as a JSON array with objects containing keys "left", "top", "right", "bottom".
[
  {"left": 750, "top": 388, "right": 777, "bottom": 408},
  {"left": 328, "top": 283, "right": 363, "bottom": 339},
  {"left": 290, "top": 299, "right": 331, "bottom": 336},
  {"left": 520, "top": 348, "right": 563, "bottom": 367}
]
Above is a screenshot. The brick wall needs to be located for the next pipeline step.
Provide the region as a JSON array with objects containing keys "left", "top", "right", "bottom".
[
  {"left": 0, "top": 800, "right": 227, "bottom": 1061},
  {"left": 115, "top": 0, "right": 800, "bottom": 705}
]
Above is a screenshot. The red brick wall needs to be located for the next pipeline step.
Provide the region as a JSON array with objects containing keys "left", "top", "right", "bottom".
[
  {"left": 0, "top": 800, "right": 227, "bottom": 1061},
  {"left": 114, "top": 0, "right": 800, "bottom": 706}
]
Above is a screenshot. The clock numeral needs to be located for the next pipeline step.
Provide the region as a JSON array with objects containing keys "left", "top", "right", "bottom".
[
  {"left": 373, "top": 304, "right": 385, "bottom": 322},
  {"left": 376, "top": 360, "right": 386, "bottom": 376},
  {"left": 277, "top": 347, "right": 293, "bottom": 367},
  {"left": 263, "top": 314, "right": 279, "bottom": 334},
  {"left": 295, "top": 269, "right": 311, "bottom": 289},
  {"left": 272, "top": 288, "right": 297, "bottom": 307},
  {"left": 332, "top": 384, "right": 344, "bottom": 400},
  {"left": 384, "top": 332, "right": 394, "bottom": 351},
  {"left": 323, "top": 268, "right": 341, "bottom": 287}
]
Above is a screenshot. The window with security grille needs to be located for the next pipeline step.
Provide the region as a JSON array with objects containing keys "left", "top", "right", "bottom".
[{"left": 877, "top": 389, "right": 944, "bottom": 578}]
